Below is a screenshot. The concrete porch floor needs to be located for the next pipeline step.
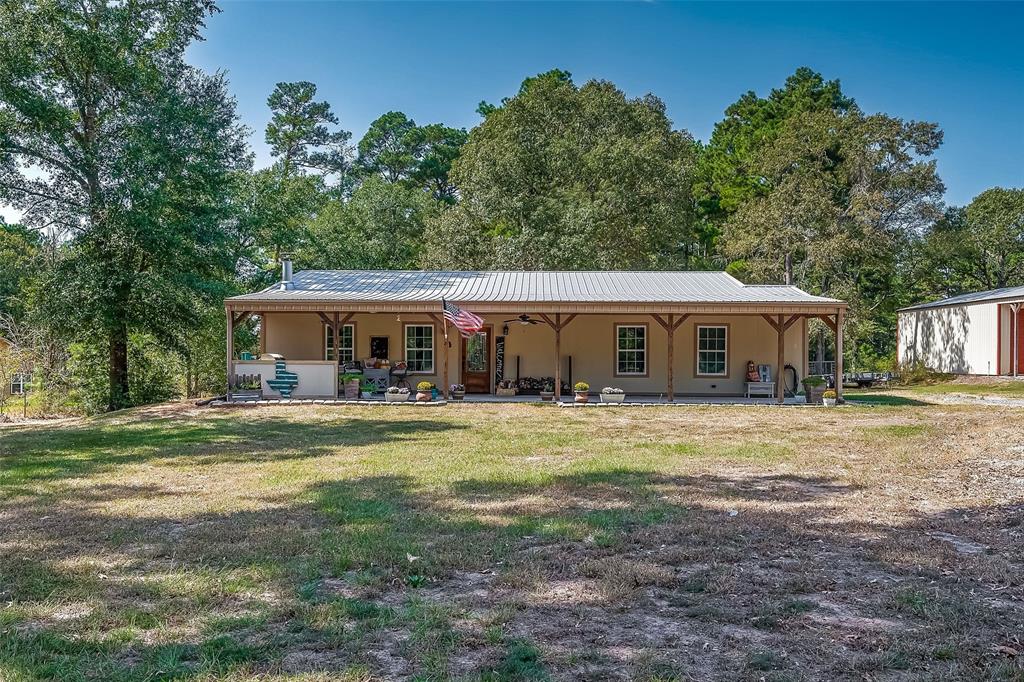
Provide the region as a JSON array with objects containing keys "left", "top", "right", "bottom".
[{"left": 456, "top": 393, "right": 808, "bottom": 405}]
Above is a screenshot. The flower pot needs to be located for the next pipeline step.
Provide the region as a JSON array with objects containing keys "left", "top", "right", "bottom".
[
  {"left": 495, "top": 387, "right": 517, "bottom": 397},
  {"left": 343, "top": 380, "right": 360, "bottom": 400},
  {"left": 451, "top": 391, "right": 465, "bottom": 401},
  {"left": 822, "top": 397, "right": 837, "bottom": 407},
  {"left": 600, "top": 393, "right": 625, "bottom": 403},
  {"left": 416, "top": 391, "right": 432, "bottom": 402},
  {"left": 361, "top": 391, "right": 373, "bottom": 399},
  {"left": 539, "top": 391, "right": 554, "bottom": 401},
  {"left": 574, "top": 391, "right": 589, "bottom": 404},
  {"left": 385, "top": 392, "right": 410, "bottom": 402}
]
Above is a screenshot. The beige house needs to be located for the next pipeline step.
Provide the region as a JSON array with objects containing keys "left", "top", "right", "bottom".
[{"left": 225, "top": 266, "right": 847, "bottom": 402}]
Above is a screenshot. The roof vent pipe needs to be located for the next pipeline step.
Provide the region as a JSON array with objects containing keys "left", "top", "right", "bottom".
[{"left": 280, "top": 255, "right": 293, "bottom": 290}]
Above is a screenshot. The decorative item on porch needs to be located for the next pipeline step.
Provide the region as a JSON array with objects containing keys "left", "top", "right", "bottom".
[
  {"left": 539, "top": 381, "right": 554, "bottom": 401},
  {"left": 822, "top": 389, "right": 838, "bottom": 407},
  {"left": 574, "top": 381, "right": 590, "bottom": 403},
  {"left": 600, "top": 387, "right": 626, "bottom": 403},
  {"left": 496, "top": 379, "right": 517, "bottom": 397},
  {"left": 232, "top": 374, "right": 263, "bottom": 401},
  {"left": 450, "top": 384, "right": 465, "bottom": 400},
  {"left": 385, "top": 386, "right": 410, "bottom": 402},
  {"left": 416, "top": 381, "right": 434, "bottom": 402},
  {"left": 802, "top": 376, "right": 827, "bottom": 405},
  {"left": 360, "top": 379, "right": 376, "bottom": 399},
  {"left": 341, "top": 372, "right": 362, "bottom": 400}
]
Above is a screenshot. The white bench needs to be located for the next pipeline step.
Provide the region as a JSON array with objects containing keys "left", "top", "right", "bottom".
[{"left": 745, "top": 381, "right": 776, "bottom": 398}]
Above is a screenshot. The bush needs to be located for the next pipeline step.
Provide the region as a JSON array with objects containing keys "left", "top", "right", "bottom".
[
  {"left": 574, "top": 381, "right": 589, "bottom": 392},
  {"left": 895, "top": 361, "right": 951, "bottom": 386},
  {"left": 67, "top": 333, "right": 178, "bottom": 414},
  {"left": 802, "top": 375, "right": 826, "bottom": 389},
  {"left": 822, "top": 389, "right": 837, "bottom": 399}
]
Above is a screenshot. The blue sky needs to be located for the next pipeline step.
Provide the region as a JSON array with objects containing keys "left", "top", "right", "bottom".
[{"left": 187, "top": 1, "right": 1024, "bottom": 208}]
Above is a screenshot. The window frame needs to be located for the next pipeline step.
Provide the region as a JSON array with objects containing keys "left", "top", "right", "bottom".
[
  {"left": 404, "top": 323, "right": 435, "bottom": 374},
  {"left": 614, "top": 323, "right": 649, "bottom": 377},
  {"left": 694, "top": 324, "right": 730, "bottom": 378},
  {"left": 10, "top": 373, "right": 25, "bottom": 395},
  {"left": 324, "top": 322, "right": 356, "bottom": 364}
]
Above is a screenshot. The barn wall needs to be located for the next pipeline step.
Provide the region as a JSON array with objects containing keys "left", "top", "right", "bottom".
[{"left": 898, "top": 302, "right": 999, "bottom": 375}]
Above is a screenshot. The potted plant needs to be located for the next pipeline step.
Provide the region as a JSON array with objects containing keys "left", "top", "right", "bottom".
[
  {"left": 574, "top": 381, "right": 590, "bottom": 404},
  {"left": 340, "top": 372, "right": 362, "bottom": 400},
  {"left": 495, "top": 379, "right": 517, "bottom": 397},
  {"left": 450, "top": 384, "right": 465, "bottom": 400},
  {"left": 416, "top": 381, "right": 434, "bottom": 402},
  {"left": 539, "top": 381, "right": 555, "bottom": 401},
  {"left": 385, "top": 386, "right": 410, "bottom": 402},
  {"left": 802, "top": 376, "right": 827, "bottom": 405},
  {"left": 233, "top": 374, "right": 263, "bottom": 401},
  {"left": 360, "top": 379, "right": 376, "bottom": 399},
  {"left": 822, "top": 389, "right": 838, "bottom": 407},
  {"left": 600, "top": 387, "right": 625, "bottom": 404}
]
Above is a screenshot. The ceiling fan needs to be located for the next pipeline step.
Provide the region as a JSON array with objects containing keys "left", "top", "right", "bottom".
[{"left": 502, "top": 314, "right": 542, "bottom": 326}]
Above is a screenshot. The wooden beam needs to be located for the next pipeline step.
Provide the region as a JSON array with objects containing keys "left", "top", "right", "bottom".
[
  {"left": 560, "top": 314, "right": 577, "bottom": 330},
  {"left": 672, "top": 314, "right": 690, "bottom": 331},
  {"left": 815, "top": 314, "right": 837, "bottom": 334},
  {"left": 782, "top": 314, "right": 802, "bottom": 332},
  {"left": 554, "top": 313, "right": 562, "bottom": 401},
  {"left": 225, "top": 308, "right": 233, "bottom": 401},
  {"left": 761, "top": 314, "right": 781, "bottom": 334},
  {"left": 667, "top": 314, "right": 675, "bottom": 402},
  {"left": 651, "top": 314, "right": 670, "bottom": 332},
  {"left": 258, "top": 312, "right": 266, "bottom": 356},
  {"left": 339, "top": 312, "right": 355, "bottom": 326},
  {"left": 776, "top": 314, "right": 785, "bottom": 404},
  {"left": 442, "top": 316, "right": 450, "bottom": 399},
  {"left": 538, "top": 313, "right": 556, "bottom": 330},
  {"left": 232, "top": 311, "right": 252, "bottom": 328},
  {"left": 316, "top": 312, "right": 332, "bottom": 326},
  {"left": 835, "top": 308, "right": 845, "bottom": 402}
]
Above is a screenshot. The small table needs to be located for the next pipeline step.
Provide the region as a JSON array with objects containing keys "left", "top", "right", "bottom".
[
  {"left": 745, "top": 381, "right": 776, "bottom": 398},
  {"left": 363, "top": 368, "right": 390, "bottom": 393}
]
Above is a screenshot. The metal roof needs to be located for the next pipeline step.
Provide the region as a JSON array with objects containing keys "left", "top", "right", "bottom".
[
  {"left": 900, "top": 285, "right": 1024, "bottom": 312},
  {"left": 228, "top": 270, "right": 842, "bottom": 306}
]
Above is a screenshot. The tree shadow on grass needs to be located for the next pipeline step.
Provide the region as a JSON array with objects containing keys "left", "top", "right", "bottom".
[
  {"left": 0, "top": 414, "right": 464, "bottom": 493},
  {"left": 1, "top": 464, "right": 1022, "bottom": 680},
  {"left": 844, "top": 392, "right": 933, "bottom": 406}
]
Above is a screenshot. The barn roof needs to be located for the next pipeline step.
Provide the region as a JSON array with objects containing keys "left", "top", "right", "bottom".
[{"left": 900, "top": 285, "right": 1024, "bottom": 312}]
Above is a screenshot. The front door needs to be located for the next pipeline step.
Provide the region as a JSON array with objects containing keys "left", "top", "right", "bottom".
[{"left": 462, "top": 326, "right": 492, "bottom": 393}]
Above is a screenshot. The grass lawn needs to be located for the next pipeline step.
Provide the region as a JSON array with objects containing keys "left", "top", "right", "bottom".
[{"left": 1, "top": 402, "right": 1022, "bottom": 681}]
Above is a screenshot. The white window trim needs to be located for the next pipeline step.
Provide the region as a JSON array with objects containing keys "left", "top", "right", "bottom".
[
  {"left": 615, "top": 324, "right": 647, "bottom": 376},
  {"left": 696, "top": 325, "right": 728, "bottom": 377},
  {"left": 10, "top": 373, "right": 25, "bottom": 395},
  {"left": 324, "top": 323, "right": 355, "bottom": 363},
  {"left": 404, "top": 323, "right": 435, "bottom": 374}
]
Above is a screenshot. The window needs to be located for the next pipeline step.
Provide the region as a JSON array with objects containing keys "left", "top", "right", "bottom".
[
  {"left": 404, "top": 324, "right": 434, "bottom": 373},
  {"left": 616, "top": 325, "right": 647, "bottom": 375},
  {"left": 10, "top": 373, "right": 25, "bottom": 395},
  {"left": 325, "top": 324, "right": 355, "bottom": 363},
  {"left": 696, "top": 325, "right": 728, "bottom": 376}
]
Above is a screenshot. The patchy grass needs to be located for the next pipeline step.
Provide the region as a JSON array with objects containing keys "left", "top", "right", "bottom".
[{"left": 1, "top": 401, "right": 1022, "bottom": 680}]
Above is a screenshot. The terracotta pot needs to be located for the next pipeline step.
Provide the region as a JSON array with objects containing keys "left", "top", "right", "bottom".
[
  {"left": 574, "top": 391, "right": 589, "bottom": 404},
  {"left": 416, "top": 391, "right": 432, "bottom": 402}
]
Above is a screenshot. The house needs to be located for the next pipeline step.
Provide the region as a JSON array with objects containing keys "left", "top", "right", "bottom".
[
  {"left": 224, "top": 261, "right": 848, "bottom": 402},
  {"left": 0, "top": 336, "right": 27, "bottom": 397},
  {"left": 898, "top": 286, "right": 1024, "bottom": 376}
]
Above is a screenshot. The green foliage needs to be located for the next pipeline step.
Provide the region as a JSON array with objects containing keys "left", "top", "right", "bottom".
[
  {"left": 265, "top": 80, "right": 352, "bottom": 177},
  {"left": 67, "top": 335, "right": 178, "bottom": 414},
  {"left": 574, "top": 382, "right": 589, "bottom": 392},
  {"left": 416, "top": 381, "right": 434, "bottom": 391},
  {"left": 357, "top": 111, "right": 421, "bottom": 183},
  {"left": 0, "top": 224, "right": 41, "bottom": 321},
  {"left": 422, "top": 70, "right": 698, "bottom": 270}
]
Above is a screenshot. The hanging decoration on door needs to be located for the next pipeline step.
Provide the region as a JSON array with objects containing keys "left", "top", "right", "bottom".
[{"left": 494, "top": 335, "right": 505, "bottom": 385}]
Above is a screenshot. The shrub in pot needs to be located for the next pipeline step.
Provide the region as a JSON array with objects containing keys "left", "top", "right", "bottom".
[
  {"left": 539, "top": 382, "right": 555, "bottom": 401},
  {"left": 802, "top": 376, "right": 826, "bottom": 405},
  {"left": 450, "top": 384, "right": 465, "bottom": 400},
  {"left": 360, "top": 380, "right": 376, "bottom": 399},
  {"left": 385, "top": 386, "right": 410, "bottom": 402},
  {"left": 574, "top": 381, "right": 590, "bottom": 403},
  {"left": 822, "top": 389, "right": 838, "bottom": 407},
  {"left": 600, "top": 387, "right": 625, "bottom": 403},
  {"left": 341, "top": 372, "right": 362, "bottom": 400},
  {"left": 416, "top": 381, "right": 434, "bottom": 402}
]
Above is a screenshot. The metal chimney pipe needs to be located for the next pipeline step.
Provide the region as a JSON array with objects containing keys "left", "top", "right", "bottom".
[{"left": 280, "top": 255, "right": 293, "bottom": 290}]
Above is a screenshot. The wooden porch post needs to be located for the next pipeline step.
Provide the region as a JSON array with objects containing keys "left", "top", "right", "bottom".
[
  {"left": 225, "top": 307, "right": 233, "bottom": 401},
  {"left": 258, "top": 312, "right": 266, "bottom": 356},
  {"left": 667, "top": 314, "right": 675, "bottom": 402},
  {"left": 777, "top": 314, "right": 785, "bottom": 404},
  {"left": 442, "top": 317, "right": 451, "bottom": 399},
  {"left": 554, "top": 313, "right": 562, "bottom": 402},
  {"left": 835, "top": 308, "right": 845, "bottom": 402}
]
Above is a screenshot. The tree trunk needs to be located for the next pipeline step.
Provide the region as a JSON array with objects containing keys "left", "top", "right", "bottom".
[{"left": 108, "top": 324, "right": 129, "bottom": 411}]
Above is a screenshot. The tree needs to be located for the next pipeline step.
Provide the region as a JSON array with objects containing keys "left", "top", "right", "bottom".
[
  {"left": 299, "top": 176, "right": 438, "bottom": 270},
  {"left": 357, "top": 111, "right": 422, "bottom": 183},
  {"left": 265, "top": 81, "right": 352, "bottom": 177},
  {"left": 409, "top": 123, "right": 468, "bottom": 203},
  {"left": 0, "top": 0, "right": 247, "bottom": 410},
  {"left": 422, "top": 69, "right": 697, "bottom": 270},
  {"left": 0, "top": 223, "right": 40, "bottom": 321}
]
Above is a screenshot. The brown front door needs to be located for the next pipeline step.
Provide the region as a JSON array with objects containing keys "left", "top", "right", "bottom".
[{"left": 462, "top": 326, "right": 492, "bottom": 393}]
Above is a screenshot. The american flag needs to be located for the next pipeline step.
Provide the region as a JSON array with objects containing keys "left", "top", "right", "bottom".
[{"left": 442, "top": 299, "right": 484, "bottom": 338}]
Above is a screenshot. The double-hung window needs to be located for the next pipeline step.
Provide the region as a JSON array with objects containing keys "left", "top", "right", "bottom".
[
  {"left": 325, "top": 324, "right": 355, "bottom": 363},
  {"left": 615, "top": 324, "right": 647, "bottom": 375},
  {"left": 10, "top": 373, "right": 25, "bottom": 395},
  {"left": 696, "top": 325, "right": 728, "bottom": 376},
  {"left": 404, "top": 324, "right": 434, "bottom": 373}
]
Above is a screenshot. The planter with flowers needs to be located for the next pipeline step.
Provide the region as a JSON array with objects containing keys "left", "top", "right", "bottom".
[
  {"left": 450, "top": 384, "right": 465, "bottom": 401},
  {"left": 495, "top": 379, "right": 517, "bottom": 397},
  {"left": 600, "top": 387, "right": 626, "bottom": 403},
  {"left": 360, "top": 379, "right": 376, "bottom": 400},
  {"left": 574, "top": 381, "right": 590, "bottom": 404},
  {"left": 822, "top": 389, "right": 838, "bottom": 407},
  {"left": 385, "top": 386, "right": 410, "bottom": 403},
  {"left": 539, "top": 381, "right": 555, "bottom": 401},
  {"left": 416, "top": 381, "right": 434, "bottom": 402}
]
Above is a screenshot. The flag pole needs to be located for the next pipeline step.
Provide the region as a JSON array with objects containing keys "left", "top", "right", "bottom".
[{"left": 441, "top": 300, "right": 450, "bottom": 400}]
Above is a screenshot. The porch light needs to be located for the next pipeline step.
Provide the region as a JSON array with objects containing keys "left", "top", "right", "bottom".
[{"left": 502, "top": 324, "right": 509, "bottom": 336}]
